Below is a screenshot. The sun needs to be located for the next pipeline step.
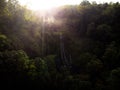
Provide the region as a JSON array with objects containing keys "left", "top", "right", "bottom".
[{"left": 19, "top": 0, "right": 81, "bottom": 11}]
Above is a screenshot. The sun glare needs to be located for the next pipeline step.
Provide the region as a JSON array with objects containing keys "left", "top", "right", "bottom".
[
  {"left": 19, "top": 0, "right": 120, "bottom": 11},
  {"left": 19, "top": 0, "right": 81, "bottom": 11},
  {"left": 19, "top": 0, "right": 120, "bottom": 24},
  {"left": 28, "top": 0, "right": 61, "bottom": 10}
]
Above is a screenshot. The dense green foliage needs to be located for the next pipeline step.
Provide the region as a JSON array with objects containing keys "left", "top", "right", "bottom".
[{"left": 0, "top": 0, "right": 120, "bottom": 89}]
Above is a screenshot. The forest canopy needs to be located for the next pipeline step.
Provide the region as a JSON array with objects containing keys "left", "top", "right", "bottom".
[{"left": 0, "top": 0, "right": 120, "bottom": 90}]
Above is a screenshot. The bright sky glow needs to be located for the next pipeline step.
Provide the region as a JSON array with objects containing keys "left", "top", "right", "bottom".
[{"left": 19, "top": 0, "right": 120, "bottom": 10}]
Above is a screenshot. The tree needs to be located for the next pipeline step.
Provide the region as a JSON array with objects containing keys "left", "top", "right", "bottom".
[
  {"left": 102, "top": 42, "right": 120, "bottom": 70},
  {"left": 108, "top": 68, "right": 120, "bottom": 90},
  {"left": 0, "top": 50, "right": 30, "bottom": 88},
  {"left": 0, "top": 0, "right": 6, "bottom": 14},
  {"left": 87, "top": 22, "right": 96, "bottom": 37},
  {"left": 95, "top": 24, "right": 112, "bottom": 42},
  {"left": 0, "top": 34, "right": 11, "bottom": 51},
  {"left": 80, "top": 0, "right": 91, "bottom": 6},
  {"left": 87, "top": 56, "right": 103, "bottom": 88}
]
